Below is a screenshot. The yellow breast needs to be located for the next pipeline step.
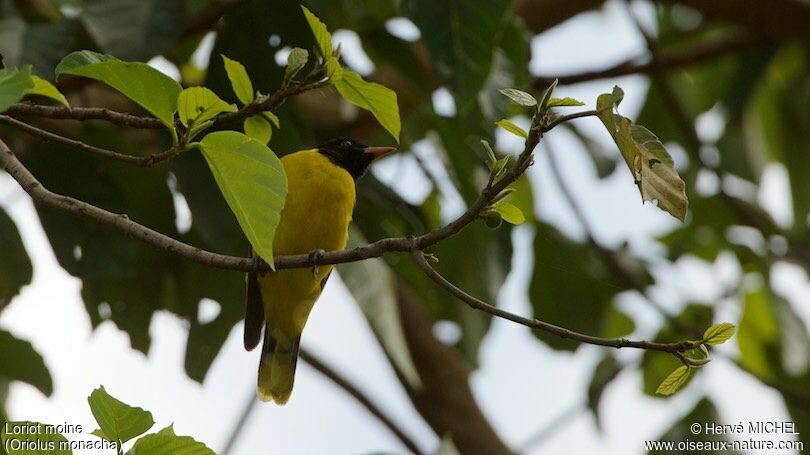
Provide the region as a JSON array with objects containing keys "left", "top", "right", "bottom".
[{"left": 273, "top": 149, "right": 356, "bottom": 255}]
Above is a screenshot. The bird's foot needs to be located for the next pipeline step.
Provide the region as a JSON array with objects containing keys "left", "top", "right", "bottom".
[
  {"left": 253, "top": 256, "right": 269, "bottom": 277},
  {"left": 308, "top": 249, "right": 326, "bottom": 276}
]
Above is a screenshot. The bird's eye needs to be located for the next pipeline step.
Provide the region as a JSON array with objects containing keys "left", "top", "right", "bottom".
[{"left": 341, "top": 140, "right": 352, "bottom": 147}]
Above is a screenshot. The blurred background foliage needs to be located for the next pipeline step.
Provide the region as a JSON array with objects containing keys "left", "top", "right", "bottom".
[{"left": 0, "top": 0, "right": 809, "bottom": 453}]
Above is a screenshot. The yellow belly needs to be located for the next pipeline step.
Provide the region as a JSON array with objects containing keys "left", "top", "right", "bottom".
[{"left": 258, "top": 150, "right": 355, "bottom": 335}]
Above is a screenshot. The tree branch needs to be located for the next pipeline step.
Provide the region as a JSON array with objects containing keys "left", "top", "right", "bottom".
[
  {"left": 542, "top": 109, "right": 601, "bottom": 133},
  {"left": 219, "top": 348, "right": 423, "bottom": 455},
  {"left": 6, "top": 77, "right": 326, "bottom": 132},
  {"left": 2, "top": 103, "right": 699, "bottom": 355},
  {"left": 0, "top": 139, "right": 256, "bottom": 269},
  {"left": 533, "top": 32, "right": 770, "bottom": 87},
  {"left": 0, "top": 114, "right": 193, "bottom": 167},
  {"left": 544, "top": 140, "right": 701, "bottom": 336},
  {"left": 657, "top": 0, "right": 810, "bottom": 40},
  {"left": 299, "top": 349, "right": 423, "bottom": 454},
  {"left": 2, "top": 74, "right": 328, "bottom": 168},
  {"left": 1, "top": 93, "right": 704, "bottom": 365},
  {"left": 0, "top": 102, "right": 544, "bottom": 273},
  {"left": 394, "top": 281, "right": 512, "bottom": 454},
  {"left": 625, "top": 7, "right": 804, "bottom": 271},
  {"left": 220, "top": 390, "right": 258, "bottom": 455},
  {"left": 0, "top": 115, "right": 150, "bottom": 166},
  {"left": 4, "top": 103, "right": 165, "bottom": 129},
  {"left": 411, "top": 250, "right": 696, "bottom": 354}
]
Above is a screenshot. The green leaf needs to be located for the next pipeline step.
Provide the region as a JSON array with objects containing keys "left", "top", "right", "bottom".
[
  {"left": 737, "top": 287, "right": 780, "bottom": 379},
  {"left": 596, "top": 88, "right": 688, "bottom": 221},
  {"left": 221, "top": 55, "right": 254, "bottom": 105},
  {"left": 406, "top": 0, "right": 511, "bottom": 112},
  {"left": 0, "top": 66, "right": 34, "bottom": 113},
  {"left": 177, "top": 86, "right": 236, "bottom": 128},
  {"left": 1, "top": 422, "right": 72, "bottom": 455},
  {"left": 703, "top": 322, "right": 736, "bottom": 345},
  {"left": 499, "top": 88, "right": 536, "bottom": 106},
  {"left": 508, "top": 176, "right": 535, "bottom": 222},
  {"left": 0, "top": 17, "right": 78, "bottom": 79},
  {"left": 53, "top": 50, "right": 117, "bottom": 73},
  {"left": 87, "top": 386, "right": 154, "bottom": 444},
  {"left": 80, "top": 0, "right": 182, "bottom": 62},
  {"left": 0, "top": 330, "right": 52, "bottom": 396},
  {"left": 26, "top": 75, "right": 69, "bottom": 108},
  {"left": 490, "top": 155, "right": 511, "bottom": 179},
  {"left": 243, "top": 115, "right": 272, "bottom": 144},
  {"left": 129, "top": 425, "right": 214, "bottom": 455},
  {"left": 642, "top": 304, "right": 709, "bottom": 396},
  {"left": 0, "top": 208, "right": 32, "bottom": 307},
  {"left": 538, "top": 78, "right": 558, "bottom": 112},
  {"left": 546, "top": 97, "right": 585, "bottom": 108},
  {"left": 352, "top": 175, "right": 505, "bottom": 364},
  {"left": 600, "top": 305, "right": 636, "bottom": 338},
  {"left": 22, "top": 128, "right": 181, "bottom": 355},
  {"left": 55, "top": 51, "right": 181, "bottom": 129},
  {"left": 655, "top": 365, "right": 690, "bottom": 396},
  {"left": 339, "top": 227, "right": 420, "bottom": 388},
  {"left": 587, "top": 355, "right": 621, "bottom": 430},
  {"left": 598, "top": 85, "right": 624, "bottom": 111},
  {"left": 334, "top": 69, "right": 400, "bottom": 142},
  {"left": 284, "top": 47, "right": 309, "bottom": 81},
  {"left": 751, "top": 47, "right": 810, "bottom": 238},
  {"left": 431, "top": 223, "right": 507, "bottom": 362},
  {"left": 495, "top": 119, "right": 527, "bottom": 138},
  {"left": 300, "top": 6, "right": 332, "bottom": 59},
  {"left": 497, "top": 18, "right": 533, "bottom": 90},
  {"left": 325, "top": 56, "right": 343, "bottom": 82},
  {"left": 530, "top": 222, "right": 640, "bottom": 351},
  {"left": 491, "top": 201, "right": 525, "bottom": 225},
  {"left": 262, "top": 111, "right": 280, "bottom": 128},
  {"left": 199, "top": 131, "right": 287, "bottom": 269},
  {"left": 480, "top": 139, "right": 496, "bottom": 165}
]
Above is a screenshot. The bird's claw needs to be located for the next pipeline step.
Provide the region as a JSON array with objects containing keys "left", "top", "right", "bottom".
[
  {"left": 253, "top": 256, "right": 269, "bottom": 276},
  {"left": 308, "top": 249, "right": 326, "bottom": 276}
]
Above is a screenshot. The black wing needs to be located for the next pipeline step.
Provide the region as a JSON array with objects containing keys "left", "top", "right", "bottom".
[
  {"left": 244, "top": 247, "right": 264, "bottom": 351},
  {"left": 320, "top": 270, "right": 332, "bottom": 291}
]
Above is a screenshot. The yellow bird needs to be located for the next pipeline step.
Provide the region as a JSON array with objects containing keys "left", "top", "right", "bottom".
[{"left": 244, "top": 137, "right": 395, "bottom": 404}]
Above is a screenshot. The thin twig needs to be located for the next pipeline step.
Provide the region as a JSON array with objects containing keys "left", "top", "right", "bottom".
[
  {"left": 6, "top": 77, "right": 326, "bottom": 132},
  {"left": 220, "top": 390, "right": 258, "bottom": 455},
  {"left": 218, "top": 349, "right": 423, "bottom": 455},
  {"left": 533, "top": 32, "right": 770, "bottom": 87},
  {"left": 299, "top": 349, "right": 423, "bottom": 454},
  {"left": 3, "top": 77, "right": 327, "bottom": 167},
  {"left": 544, "top": 140, "right": 699, "bottom": 333},
  {"left": 0, "top": 104, "right": 542, "bottom": 273},
  {"left": 2, "top": 100, "right": 699, "bottom": 356},
  {"left": 2, "top": 106, "right": 699, "bottom": 356},
  {"left": 5, "top": 104, "right": 165, "bottom": 129},
  {"left": 519, "top": 403, "right": 584, "bottom": 452},
  {"left": 411, "top": 250, "right": 696, "bottom": 354},
  {"left": 0, "top": 115, "right": 147, "bottom": 165},
  {"left": 625, "top": 5, "right": 795, "bottom": 261},
  {"left": 542, "top": 109, "right": 601, "bottom": 133}
]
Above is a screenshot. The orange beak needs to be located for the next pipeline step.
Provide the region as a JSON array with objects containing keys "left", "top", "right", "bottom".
[{"left": 364, "top": 146, "right": 397, "bottom": 160}]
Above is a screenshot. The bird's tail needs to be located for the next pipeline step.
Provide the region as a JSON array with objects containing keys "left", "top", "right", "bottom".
[{"left": 257, "top": 324, "right": 300, "bottom": 404}]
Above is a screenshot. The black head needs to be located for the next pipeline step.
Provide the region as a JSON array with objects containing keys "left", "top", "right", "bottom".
[{"left": 318, "top": 137, "right": 396, "bottom": 180}]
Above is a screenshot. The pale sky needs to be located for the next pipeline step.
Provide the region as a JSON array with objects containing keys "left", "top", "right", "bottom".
[{"left": 2, "top": 1, "right": 808, "bottom": 454}]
